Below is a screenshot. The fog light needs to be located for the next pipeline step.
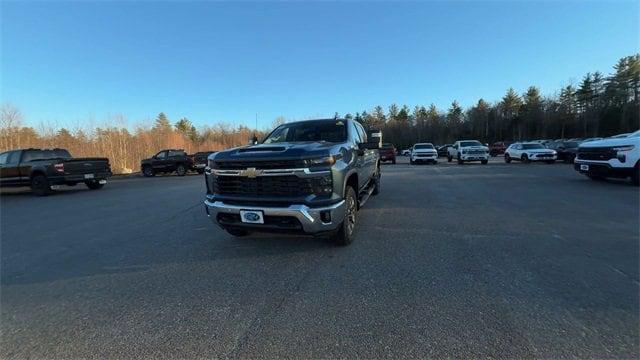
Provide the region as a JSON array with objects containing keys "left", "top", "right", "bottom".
[
  {"left": 320, "top": 211, "right": 331, "bottom": 223},
  {"left": 618, "top": 154, "right": 626, "bottom": 163}
]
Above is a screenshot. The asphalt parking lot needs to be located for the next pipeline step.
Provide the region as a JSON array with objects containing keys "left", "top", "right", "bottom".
[{"left": 1, "top": 157, "right": 638, "bottom": 358}]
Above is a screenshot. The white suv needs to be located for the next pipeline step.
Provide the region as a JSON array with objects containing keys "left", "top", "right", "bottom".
[
  {"left": 447, "top": 140, "right": 489, "bottom": 164},
  {"left": 410, "top": 143, "right": 438, "bottom": 164},
  {"left": 574, "top": 130, "right": 640, "bottom": 185},
  {"left": 504, "top": 142, "right": 557, "bottom": 163}
]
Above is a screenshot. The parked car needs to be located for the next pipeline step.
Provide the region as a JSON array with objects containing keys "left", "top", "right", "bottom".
[
  {"left": 489, "top": 141, "right": 511, "bottom": 156},
  {"left": 193, "top": 151, "right": 216, "bottom": 174},
  {"left": 436, "top": 144, "right": 452, "bottom": 157},
  {"left": 447, "top": 140, "right": 489, "bottom": 164},
  {"left": 504, "top": 142, "right": 557, "bottom": 163},
  {"left": 204, "top": 118, "right": 380, "bottom": 245},
  {"left": 546, "top": 141, "right": 581, "bottom": 163},
  {"left": 401, "top": 149, "right": 411, "bottom": 156},
  {"left": 378, "top": 143, "right": 396, "bottom": 164},
  {"left": 141, "top": 149, "right": 195, "bottom": 177},
  {"left": 574, "top": 130, "right": 639, "bottom": 185},
  {"left": 0, "top": 148, "right": 111, "bottom": 196},
  {"left": 410, "top": 143, "right": 438, "bottom": 164}
]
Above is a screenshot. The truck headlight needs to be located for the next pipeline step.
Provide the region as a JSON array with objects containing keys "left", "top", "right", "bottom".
[
  {"left": 304, "top": 156, "right": 336, "bottom": 167},
  {"left": 613, "top": 145, "right": 634, "bottom": 152}
]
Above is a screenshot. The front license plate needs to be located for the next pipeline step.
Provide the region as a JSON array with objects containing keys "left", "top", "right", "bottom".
[
  {"left": 240, "top": 210, "right": 264, "bottom": 224},
  {"left": 98, "top": 179, "right": 107, "bottom": 184},
  {"left": 84, "top": 173, "right": 94, "bottom": 179},
  {"left": 580, "top": 164, "right": 589, "bottom": 171}
]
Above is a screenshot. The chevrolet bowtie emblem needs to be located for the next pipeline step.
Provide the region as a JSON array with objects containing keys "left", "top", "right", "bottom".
[{"left": 239, "top": 167, "right": 263, "bottom": 178}]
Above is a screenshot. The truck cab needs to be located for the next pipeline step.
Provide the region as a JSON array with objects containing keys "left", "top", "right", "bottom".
[{"left": 203, "top": 118, "right": 381, "bottom": 245}]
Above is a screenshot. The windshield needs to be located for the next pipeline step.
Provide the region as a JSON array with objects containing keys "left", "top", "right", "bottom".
[
  {"left": 414, "top": 144, "right": 434, "bottom": 149},
  {"left": 381, "top": 143, "right": 394, "bottom": 149},
  {"left": 460, "top": 141, "right": 482, "bottom": 147},
  {"left": 629, "top": 130, "right": 640, "bottom": 138},
  {"left": 522, "top": 144, "right": 544, "bottom": 149},
  {"left": 263, "top": 120, "right": 347, "bottom": 144},
  {"left": 565, "top": 141, "right": 580, "bottom": 148}
]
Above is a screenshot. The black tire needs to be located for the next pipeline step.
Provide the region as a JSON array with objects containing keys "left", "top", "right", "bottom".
[
  {"left": 392, "top": 158, "right": 396, "bottom": 164},
  {"left": 521, "top": 154, "right": 530, "bottom": 163},
  {"left": 632, "top": 163, "right": 639, "bottom": 186},
  {"left": 505, "top": 154, "right": 512, "bottom": 163},
  {"left": 226, "top": 228, "right": 249, "bottom": 237},
  {"left": 409, "top": 158, "right": 414, "bottom": 165},
  {"left": 142, "top": 166, "right": 155, "bottom": 177},
  {"left": 481, "top": 159, "right": 488, "bottom": 165},
  {"left": 457, "top": 155, "right": 463, "bottom": 165},
  {"left": 447, "top": 155, "right": 452, "bottom": 162},
  {"left": 333, "top": 186, "right": 357, "bottom": 246},
  {"left": 176, "top": 164, "right": 187, "bottom": 176},
  {"left": 85, "top": 180, "right": 104, "bottom": 190},
  {"left": 30, "top": 174, "right": 52, "bottom": 196}
]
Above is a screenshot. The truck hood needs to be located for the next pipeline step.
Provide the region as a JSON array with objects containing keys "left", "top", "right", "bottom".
[
  {"left": 579, "top": 137, "right": 638, "bottom": 148},
  {"left": 212, "top": 142, "right": 336, "bottom": 162}
]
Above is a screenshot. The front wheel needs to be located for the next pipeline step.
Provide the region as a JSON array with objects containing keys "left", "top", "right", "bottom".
[
  {"left": 447, "top": 155, "right": 452, "bottom": 162},
  {"left": 505, "top": 154, "right": 512, "bottom": 163},
  {"left": 409, "top": 158, "right": 414, "bottom": 165},
  {"left": 521, "top": 154, "right": 530, "bottom": 163},
  {"left": 481, "top": 159, "right": 488, "bottom": 165},
  {"left": 176, "top": 164, "right": 187, "bottom": 176},
  {"left": 142, "top": 166, "right": 155, "bottom": 177},
  {"left": 31, "top": 174, "right": 52, "bottom": 196},
  {"left": 333, "top": 186, "right": 357, "bottom": 246},
  {"left": 632, "top": 163, "right": 639, "bottom": 186},
  {"left": 457, "top": 156, "right": 463, "bottom": 165},
  {"left": 85, "top": 180, "right": 104, "bottom": 190}
]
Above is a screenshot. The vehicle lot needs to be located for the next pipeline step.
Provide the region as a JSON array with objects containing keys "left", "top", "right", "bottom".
[{"left": 1, "top": 158, "right": 638, "bottom": 358}]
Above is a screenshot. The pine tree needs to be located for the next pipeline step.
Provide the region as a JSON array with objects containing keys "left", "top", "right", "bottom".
[{"left": 154, "top": 112, "right": 171, "bottom": 131}]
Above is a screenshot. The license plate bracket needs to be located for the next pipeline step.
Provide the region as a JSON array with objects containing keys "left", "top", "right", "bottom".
[{"left": 240, "top": 210, "right": 264, "bottom": 224}]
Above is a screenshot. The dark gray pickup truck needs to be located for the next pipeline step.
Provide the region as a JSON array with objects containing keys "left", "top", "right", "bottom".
[
  {"left": 0, "top": 148, "right": 112, "bottom": 196},
  {"left": 204, "top": 118, "right": 381, "bottom": 245}
]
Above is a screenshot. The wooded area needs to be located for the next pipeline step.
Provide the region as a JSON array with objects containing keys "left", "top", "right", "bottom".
[{"left": 1, "top": 54, "right": 638, "bottom": 173}]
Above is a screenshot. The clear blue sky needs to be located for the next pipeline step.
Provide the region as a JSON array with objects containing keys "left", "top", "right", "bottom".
[{"left": 2, "top": 1, "right": 638, "bottom": 130}]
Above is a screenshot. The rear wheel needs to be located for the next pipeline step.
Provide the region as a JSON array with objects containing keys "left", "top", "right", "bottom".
[
  {"left": 505, "top": 154, "right": 512, "bottom": 163},
  {"left": 333, "top": 186, "right": 357, "bottom": 246},
  {"left": 85, "top": 180, "right": 104, "bottom": 190},
  {"left": 30, "top": 174, "right": 52, "bottom": 196},
  {"left": 142, "top": 166, "right": 155, "bottom": 177},
  {"left": 226, "top": 228, "right": 249, "bottom": 237},
  {"left": 176, "top": 164, "right": 187, "bottom": 176}
]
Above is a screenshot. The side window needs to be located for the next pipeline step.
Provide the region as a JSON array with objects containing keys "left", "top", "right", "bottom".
[
  {"left": 6, "top": 151, "right": 20, "bottom": 164},
  {"left": 349, "top": 121, "right": 361, "bottom": 143},
  {"left": 168, "top": 150, "right": 184, "bottom": 157},
  {"left": 156, "top": 151, "right": 167, "bottom": 159},
  {"left": 21, "top": 150, "right": 44, "bottom": 162},
  {"left": 0, "top": 152, "right": 8, "bottom": 165},
  {"left": 355, "top": 123, "right": 367, "bottom": 143}
]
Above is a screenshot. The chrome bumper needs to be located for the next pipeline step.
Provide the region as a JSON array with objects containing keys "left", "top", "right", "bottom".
[
  {"left": 204, "top": 198, "right": 346, "bottom": 233},
  {"left": 460, "top": 154, "right": 489, "bottom": 160}
]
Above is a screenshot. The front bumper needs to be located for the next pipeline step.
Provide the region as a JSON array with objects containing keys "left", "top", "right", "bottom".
[
  {"left": 204, "top": 197, "right": 346, "bottom": 234},
  {"left": 460, "top": 154, "right": 489, "bottom": 161},
  {"left": 574, "top": 161, "right": 635, "bottom": 178},
  {"left": 529, "top": 154, "right": 557, "bottom": 161}
]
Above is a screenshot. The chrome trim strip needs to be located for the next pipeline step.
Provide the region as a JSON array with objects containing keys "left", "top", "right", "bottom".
[{"left": 212, "top": 168, "right": 330, "bottom": 177}]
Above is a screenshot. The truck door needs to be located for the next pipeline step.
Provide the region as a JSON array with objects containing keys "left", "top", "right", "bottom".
[
  {"left": 355, "top": 122, "right": 376, "bottom": 189},
  {"left": 152, "top": 151, "right": 168, "bottom": 171}
]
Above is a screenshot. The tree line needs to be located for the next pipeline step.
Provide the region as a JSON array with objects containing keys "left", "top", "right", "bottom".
[
  {"left": 1, "top": 54, "right": 637, "bottom": 173},
  {"left": 348, "top": 54, "right": 639, "bottom": 150}
]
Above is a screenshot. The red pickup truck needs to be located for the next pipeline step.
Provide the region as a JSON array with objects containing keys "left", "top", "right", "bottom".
[{"left": 378, "top": 143, "right": 397, "bottom": 164}]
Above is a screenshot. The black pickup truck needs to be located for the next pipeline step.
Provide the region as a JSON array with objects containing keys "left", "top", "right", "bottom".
[
  {"left": 193, "top": 151, "right": 216, "bottom": 174},
  {"left": 141, "top": 149, "right": 195, "bottom": 177},
  {"left": 0, "top": 148, "right": 112, "bottom": 196},
  {"left": 204, "top": 118, "right": 381, "bottom": 245}
]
